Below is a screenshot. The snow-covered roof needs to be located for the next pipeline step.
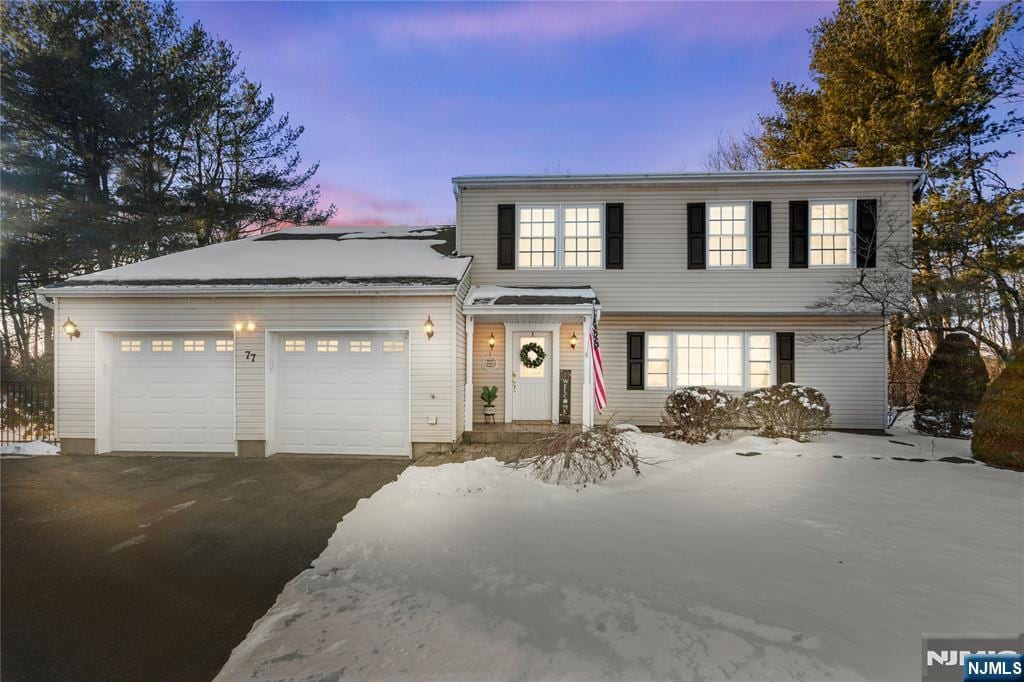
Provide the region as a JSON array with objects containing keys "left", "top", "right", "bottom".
[
  {"left": 44, "top": 225, "right": 471, "bottom": 296},
  {"left": 466, "top": 286, "right": 599, "bottom": 307}
]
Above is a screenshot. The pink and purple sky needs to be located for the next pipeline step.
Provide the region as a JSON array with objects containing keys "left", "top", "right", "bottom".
[{"left": 176, "top": 1, "right": 1022, "bottom": 226}]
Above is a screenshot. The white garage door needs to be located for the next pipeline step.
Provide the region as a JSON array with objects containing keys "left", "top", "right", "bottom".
[
  {"left": 111, "top": 333, "right": 234, "bottom": 452},
  {"left": 273, "top": 331, "right": 409, "bottom": 456}
]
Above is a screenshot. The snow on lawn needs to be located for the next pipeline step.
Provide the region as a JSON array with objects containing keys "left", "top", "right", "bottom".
[
  {"left": 218, "top": 431, "right": 1023, "bottom": 681},
  {"left": 0, "top": 440, "right": 59, "bottom": 457}
]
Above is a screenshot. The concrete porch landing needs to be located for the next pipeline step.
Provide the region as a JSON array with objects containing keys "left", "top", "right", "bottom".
[{"left": 415, "top": 423, "right": 572, "bottom": 467}]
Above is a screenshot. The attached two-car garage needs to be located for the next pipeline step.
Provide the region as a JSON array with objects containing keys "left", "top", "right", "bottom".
[{"left": 105, "top": 330, "right": 410, "bottom": 457}]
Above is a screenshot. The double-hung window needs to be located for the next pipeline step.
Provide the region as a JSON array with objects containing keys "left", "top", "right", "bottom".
[
  {"left": 707, "top": 202, "right": 750, "bottom": 268},
  {"left": 645, "top": 332, "right": 774, "bottom": 391},
  {"left": 809, "top": 200, "right": 853, "bottom": 266},
  {"left": 517, "top": 204, "right": 603, "bottom": 269}
]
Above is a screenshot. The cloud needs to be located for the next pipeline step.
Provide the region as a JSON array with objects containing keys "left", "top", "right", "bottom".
[
  {"left": 373, "top": 1, "right": 832, "bottom": 47},
  {"left": 319, "top": 185, "right": 434, "bottom": 227}
]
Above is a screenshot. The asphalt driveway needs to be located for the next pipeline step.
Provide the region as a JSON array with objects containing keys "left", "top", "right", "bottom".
[{"left": 1, "top": 454, "right": 407, "bottom": 682}]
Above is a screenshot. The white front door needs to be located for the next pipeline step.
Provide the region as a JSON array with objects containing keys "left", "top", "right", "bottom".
[{"left": 511, "top": 331, "right": 552, "bottom": 421}]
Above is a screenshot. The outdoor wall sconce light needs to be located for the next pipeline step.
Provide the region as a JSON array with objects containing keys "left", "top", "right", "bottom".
[
  {"left": 233, "top": 320, "right": 256, "bottom": 332},
  {"left": 569, "top": 332, "right": 578, "bottom": 349},
  {"left": 424, "top": 315, "right": 435, "bottom": 340},
  {"left": 62, "top": 318, "right": 80, "bottom": 340},
  {"left": 488, "top": 333, "right": 496, "bottom": 352}
]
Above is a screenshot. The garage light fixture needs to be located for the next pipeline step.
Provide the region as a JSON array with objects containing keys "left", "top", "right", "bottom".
[
  {"left": 569, "top": 332, "right": 578, "bottom": 350},
  {"left": 488, "top": 333, "right": 496, "bottom": 353},
  {"left": 424, "top": 315, "right": 435, "bottom": 340},
  {"left": 234, "top": 320, "right": 257, "bottom": 333},
  {"left": 62, "top": 318, "right": 80, "bottom": 340}
]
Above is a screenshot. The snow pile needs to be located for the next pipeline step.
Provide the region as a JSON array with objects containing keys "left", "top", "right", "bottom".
[
  {"left": 218, "top": 430, "right": 1022, "bottom": 681},
  {"left": 467, "top": 285, "right": 599, "bottom": 307},
  {"left": 0, "top": 440, "right": 59, "bottom": 456}
]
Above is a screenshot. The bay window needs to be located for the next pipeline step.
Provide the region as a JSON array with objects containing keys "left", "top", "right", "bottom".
[
  {"left": 707, "top": 203, "right": 750, "bottom": 267},
  {"left": 645, "top": 332, "right": 775, "bottom": 390},
  {"left": 809, "top": 200, "right": 853, "bottom": 266},
  {"left": 517, "top": 204, "right": 603, "bottom": 269}
]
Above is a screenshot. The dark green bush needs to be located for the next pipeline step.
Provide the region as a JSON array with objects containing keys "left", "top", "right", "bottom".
[
  {"left": 914, "top": 333, "right": 988, "bottom": 438},
  {"left": 972, "top": 357, "right": 1024, "bottom": 470}
]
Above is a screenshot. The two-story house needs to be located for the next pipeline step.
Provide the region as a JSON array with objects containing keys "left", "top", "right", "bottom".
[{"left": 40, "top": 167, "right": 922, "bottom": 458}]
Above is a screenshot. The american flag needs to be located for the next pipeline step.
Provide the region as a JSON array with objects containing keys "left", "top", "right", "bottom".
[{"left": 589, "top": 308, "right": 607, "bottom": 413}]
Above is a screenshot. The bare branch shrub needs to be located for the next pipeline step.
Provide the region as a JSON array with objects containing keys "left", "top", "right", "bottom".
[
  {"left": 660, "top": 387, "right": 738, "bottom": 444},
  {"left": 742, "top": 384, "right": 832, "bottom": 442},
  {"left": 505, "top": 423, "right": 641, "bottom": 488}
]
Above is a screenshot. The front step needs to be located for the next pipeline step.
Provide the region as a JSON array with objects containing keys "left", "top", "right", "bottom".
[{"left": 464, "top": 424, "right": 568, "bottom": 445}]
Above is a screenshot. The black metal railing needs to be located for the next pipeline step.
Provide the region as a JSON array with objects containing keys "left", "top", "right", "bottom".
[{"left": 0, "top": 381, "right": 55, "bottom": 445}]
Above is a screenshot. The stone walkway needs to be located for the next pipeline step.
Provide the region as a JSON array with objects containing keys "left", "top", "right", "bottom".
[{"left": 413, "top": 442, "right": 526, "bottom": 467}]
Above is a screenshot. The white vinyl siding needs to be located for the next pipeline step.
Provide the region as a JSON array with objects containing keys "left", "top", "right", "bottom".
[
  {"left": 458, "top": 180, "right": 911, "bottom": 313},
  {"left": 707, "top": 202, "right": 749, "bottom": 268},
  {"left": 809, "top": 199, "right": 854, "bottom": 267},
  {"left": 601, "top": 315, "right": 886, "bottom": 430},
  {"left": 54, "top": 294, "right": 459, "bottom": 448}
]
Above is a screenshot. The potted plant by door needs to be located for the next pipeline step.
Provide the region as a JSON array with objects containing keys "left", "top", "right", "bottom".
[{"left": 481, "top": 386, "right": 499, "bottom": 421}]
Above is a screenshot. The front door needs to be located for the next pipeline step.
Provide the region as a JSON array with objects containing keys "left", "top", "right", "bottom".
[{"left": 511, "top": 331, "right": 552, "bottom": 421}]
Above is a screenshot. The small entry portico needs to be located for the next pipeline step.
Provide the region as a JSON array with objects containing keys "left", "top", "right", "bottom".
[{"left": 464, "top": 285, "right": 600, "bottom": 432}]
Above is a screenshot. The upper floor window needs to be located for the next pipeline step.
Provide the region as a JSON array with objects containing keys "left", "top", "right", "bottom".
[
  {"left": 517, "top": 204, "right": 603, "bottom": 269},
  {"left": 810, "top": 200, "right": 853, "bottom": 266},
  {"left": 518, "top": 206, "right": 556, "bottom": 268},
  {"left": 707, "top": 203, "right": 749, "bottom": 268},
  {"left": 563, "top": 206, "right": 603, "bottom": 268}
]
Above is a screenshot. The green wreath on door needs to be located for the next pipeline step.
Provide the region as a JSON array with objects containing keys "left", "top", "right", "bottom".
[{"left": 519, "top": 342, "right": 546, "bottom": 369}]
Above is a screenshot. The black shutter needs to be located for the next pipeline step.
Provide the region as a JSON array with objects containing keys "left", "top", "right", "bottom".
[
  {"left": 606, "top": 202, "right": 624, "bottom": 269},
  {"left": 687, "top": 203, "right": 706, "bottom": 269},
  {"left": 856, "top": 199, "right": 877, "bottom": 268},
  {"left": 627, "top": 332, "right": 644, "bottom": 390},
  {"left": 789, "top": 201, "right": 809, "bottom": 268},
  {"left": 776, "top": 332, "right": 795, "bottom": 384},
  {"left": 497, "top": 204, "right": 515, "bottom": 270},
  {"left": 752, "top": 201, "right": 772, "bottom": 268}
]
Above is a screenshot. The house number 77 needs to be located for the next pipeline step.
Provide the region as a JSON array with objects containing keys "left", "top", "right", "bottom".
[{"left": 244, "top": 350, "right": 257, "bottom": 362}]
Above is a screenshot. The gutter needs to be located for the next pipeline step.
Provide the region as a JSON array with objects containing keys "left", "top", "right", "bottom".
[{"left": 453, "top": 167, "right": 925, "bottom": 189}]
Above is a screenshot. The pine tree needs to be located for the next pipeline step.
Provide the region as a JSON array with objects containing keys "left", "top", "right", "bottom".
[
  {"left": 752, "top": 0, "right": 1022, "bottom": 361},
  {"left": 0, "top": 0, "right": 334, "bottom": 370},
  {"left": 972, "top": 357, "right": 1024, "bottom": 469},
  {"left": 914, "top": 332, "right": 989, "bottom": 437}
]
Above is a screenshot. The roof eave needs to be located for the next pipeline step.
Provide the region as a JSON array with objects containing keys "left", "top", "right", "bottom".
[
  {"left": 38, "top": 283, "right": 462, "bottom": 298},
  {"left": 453, "top": 167, "right": 925, "bottom": 190}
]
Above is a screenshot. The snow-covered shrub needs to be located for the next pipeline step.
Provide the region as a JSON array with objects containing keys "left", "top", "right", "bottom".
[
  {"left": 660, "top": 386, "right": 737, "bottom": 444},
  {"left": 742, "top": 383, "right": 831, "bottom": 442},
  {"left": 972, "top": 357, "right": 1024, "bottom": 470},
  {"left": 505, "top": 423, "right": 640, "bottom": 488},
  {"left": 914, "top": 333, "right": 988, "bottom": 438}
]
